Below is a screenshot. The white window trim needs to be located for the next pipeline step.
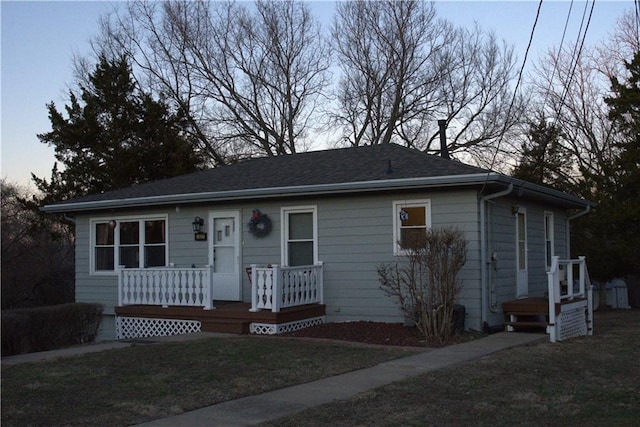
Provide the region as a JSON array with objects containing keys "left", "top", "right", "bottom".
[
  {"left": 544, "top": 211, "right": 555, "bottom": 271},
  {"left": 393, "top": 199, "right": 432, "bottom": 256},
  {"left": 90, "top": 214, "right": 169, "bottom": 275},
  {"left": 281, "top": 205, "right": 318, "bottom": 267}
]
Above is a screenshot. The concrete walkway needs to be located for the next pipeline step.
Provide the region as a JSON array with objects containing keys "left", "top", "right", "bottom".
[
  {"left": 135, "top": 332, "right": 546, "bottom": 427},
  {"left": 2, "top": 331, "right": 546, "bottom": 426}
]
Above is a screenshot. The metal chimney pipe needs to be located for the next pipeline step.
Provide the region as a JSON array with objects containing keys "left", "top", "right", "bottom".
[{"left": 438, "top": 119, "right": 450, "bottom": 159}]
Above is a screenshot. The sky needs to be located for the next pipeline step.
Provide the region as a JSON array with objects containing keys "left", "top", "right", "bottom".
[{"left": 1, "top": 0, "right": 635, "bottom": 191}]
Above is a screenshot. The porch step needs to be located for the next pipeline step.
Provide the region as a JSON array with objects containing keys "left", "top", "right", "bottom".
[
  {"left": 201, "top": 318, "right": 250, "bottom": 334},
  {"left": 505, "top": 321, "right": 549, "bottom": 328}
]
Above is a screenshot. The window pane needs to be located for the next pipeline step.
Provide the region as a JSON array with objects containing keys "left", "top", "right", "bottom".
[
  {"left": 120, "top": 246, "right": 139, "bottom": 268},
  {"left": 400, "top": 228, "right": 426, "bottom": 249},
  {"left": 95, "top": 247, "right": 114, "bottom": 270},
  {"left": 289, "top": 213, "right": 313, "bottom": 240},
  {"left": 288, "top": 241, "right": 314, "bottom": 266},
  {"left": 518, "top": 242, "right": 526, "bottom": 270},
  {"left": 400, "top": 206, "right": 426, "bottom": 227},
  {"left": 145, "top": 220, "right": 166, "bottom": 244},
  {"left": 145, "top": 246, "right": 166, "bottom": 267},
  {"left": 95, "top": 223, "right": 114, "bottom": 245},
  {"left": 120, "top": 222, "right": 139, "bottom": 245}
]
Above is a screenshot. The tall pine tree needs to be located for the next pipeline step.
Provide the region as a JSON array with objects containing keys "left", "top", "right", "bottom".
[
  {"left": 33, "top": 55, "right": 206, "bottom": 205},
  {"left": 572, "top": 51, "right": 640, "bottom": 280}
]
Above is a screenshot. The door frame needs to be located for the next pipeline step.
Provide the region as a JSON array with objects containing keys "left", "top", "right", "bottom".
[
  {"left": 515, "top": 207, "right": 528, "bottom": 298},
  {"left": 208, "top": 210, "right": 242, "bottom": 301}
]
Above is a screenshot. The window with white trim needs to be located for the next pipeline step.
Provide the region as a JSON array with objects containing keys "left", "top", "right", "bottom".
[
  {"left": 544, "top": 211, "right": 554, "bottom": 270},
  {"left": 282, "top": 206, "right": 317, "bottom": 266},
  {"left": 91, "top": 216, "right": 167, "bottom": 273},
  {"left": 393, "top": 200, "right": 431, "bottom": 255}
]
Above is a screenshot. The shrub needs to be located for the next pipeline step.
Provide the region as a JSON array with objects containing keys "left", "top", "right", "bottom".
[
  {"left": 378, "top": 227, "right": 467, "bottom": 344},
  {"left": 1, "top": 302, "right": 103, "bottom": 356}
]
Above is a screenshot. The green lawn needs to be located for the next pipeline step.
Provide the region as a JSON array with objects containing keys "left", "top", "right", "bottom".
[
  {"left": 1, "top": 336, "right": 418, "bottom": 426},
  {"left": 263, "top": 310, "right": 640, "bottom": 426}
]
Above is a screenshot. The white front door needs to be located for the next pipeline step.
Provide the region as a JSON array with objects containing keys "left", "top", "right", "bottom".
[
  {"left": 209, "top": 211, "right": 241, "bottom": 301},
  {"left": 516, "top": 209, "right": 528, "bottom": 298}
]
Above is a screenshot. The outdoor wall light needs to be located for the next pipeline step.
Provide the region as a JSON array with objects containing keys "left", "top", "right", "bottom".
[
  {"left": 511, "top": 204, "right": 520, "bottom": 215},
  {"left": 192, "top": 216, "right": 204, "bottom": 233}
]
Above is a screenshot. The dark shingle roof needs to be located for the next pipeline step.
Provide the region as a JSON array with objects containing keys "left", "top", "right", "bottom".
[
  {"left": 46, "top": 144, "right": 486, "bottom": 204},
  {"left": 42, "top": 143, "right": 590, "bottom": 212}
]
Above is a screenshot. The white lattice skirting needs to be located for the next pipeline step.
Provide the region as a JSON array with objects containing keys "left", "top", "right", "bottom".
[
  {"left": 116, "top": 316, "right": 201, "bottom": 340},
  {"left": 557, "top": 303, "right": 588, "bottom": 341},
  {"left": 250, "top": 316, "right": 325, "bottom": 335}
]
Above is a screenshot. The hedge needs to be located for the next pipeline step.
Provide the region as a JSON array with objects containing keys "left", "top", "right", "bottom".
[{"left": 1, "top": 302, "right": 103, "bottom": 356}]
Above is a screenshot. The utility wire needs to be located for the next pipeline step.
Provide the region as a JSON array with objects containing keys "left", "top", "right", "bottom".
[
  {"left": 540, "top": 0, "right": 575, "bottom": 111},
  {"left": 480, "top": 0, "right": 543, "bottom": 194},
  {"left": 552, "top": 0, "right": 596, "bottom": 128}
]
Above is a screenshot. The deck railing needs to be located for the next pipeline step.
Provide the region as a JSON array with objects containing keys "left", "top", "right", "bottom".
[
  {"left": 547, "top": 256, "right": 593, "bottom": 342},
  {"left": 118, "top": 265, "right": 214, "bottom": 310},
  {"left": 250, "top": 263, "right": 324, "bottom": 312}
]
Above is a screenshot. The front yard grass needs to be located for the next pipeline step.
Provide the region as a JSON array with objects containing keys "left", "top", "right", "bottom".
[
  {"left": 264, "top": 309, "right": 640, "bottom": 426},
  {"left": 1, "top": 336, "right": 419, "bottom": 426}
]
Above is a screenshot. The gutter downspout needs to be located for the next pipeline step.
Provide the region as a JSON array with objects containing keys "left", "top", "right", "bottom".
[
  {"left": 480, "top": 183, "right": 513, "bottom": 331},
  {"left": 566, "top": 205, "right": 591, "bottom": 258}
]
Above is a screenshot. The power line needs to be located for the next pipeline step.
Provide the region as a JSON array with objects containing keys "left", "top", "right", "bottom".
[
  {"left": 481, "top": 0, "right": 543, "bottom": 192},
  {"left": 540, "top": 0, "right": 575, "bottom": 110},
  {"left": 552, "top": 0, "right": 596, "bottom": 127}
]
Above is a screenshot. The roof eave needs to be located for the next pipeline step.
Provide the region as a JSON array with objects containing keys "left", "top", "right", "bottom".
[
  {"left": 41, "top": 172, "right": 592, "bottom": 214},
  {"left": 41, "top": 173, "right": 500, "bottom": 213}
]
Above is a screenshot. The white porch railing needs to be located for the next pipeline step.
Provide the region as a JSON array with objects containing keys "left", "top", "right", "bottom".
[
  {"left": 118, "top": 265, "right": 214, "bottom": 310},
  {"left": 249, "top": 263, "right": 324, "bottom": 312},
  {"left": 547, "top": 256, "right": 594, "bottom": 342}
]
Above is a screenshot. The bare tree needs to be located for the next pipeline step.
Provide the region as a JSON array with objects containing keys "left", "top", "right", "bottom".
[
  {"left": 330, "top": 0, "right": 522, "bottom": 162},
  {"left": 330, "top": 0, "right": 450, "bottom": 147},
  {"left": 430, "top": 25, "right": 525, "bottom": 166},
  {"left": 1, "top": 180, "right": 75, "bottom": 309},
  {"left": 527, "top": 46, "right": 620, "bottom": 195},
  {"left": 95, "top": 0, "right": 331, "bottom": 163}
]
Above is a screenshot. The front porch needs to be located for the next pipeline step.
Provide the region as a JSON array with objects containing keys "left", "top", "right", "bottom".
[
  {"left": 502, "top": 256, "right": 594, "bottom": 342},
  {"left": 115, "top": 303, "right": 326, "bottom": 338},
  {"left": 115, "top": 263, "right": 325, "bottom": 339}
]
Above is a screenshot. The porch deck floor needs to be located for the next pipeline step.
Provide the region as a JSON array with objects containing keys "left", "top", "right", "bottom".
[{"left": 115, "top": 302, "right": 326, "bottom": 334}]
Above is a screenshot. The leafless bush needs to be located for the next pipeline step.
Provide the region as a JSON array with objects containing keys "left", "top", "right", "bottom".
[{"left": 378, "top": 227, "right": 467, "bottom": 344}]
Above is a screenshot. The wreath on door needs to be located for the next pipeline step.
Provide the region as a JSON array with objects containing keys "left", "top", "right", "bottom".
[{"left": 248, "top": 209, "right": 272, "bottom": 238}]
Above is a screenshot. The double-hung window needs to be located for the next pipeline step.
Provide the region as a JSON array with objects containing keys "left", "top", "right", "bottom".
[
  {"left": 92, "top": 216, "right": 167, "bottom": 273},
  {"left": 393, "top": 200, "right": 431, "bottom": 255},
  {"left": 282, "top": 206, "right": 317, "bottom": 266}
]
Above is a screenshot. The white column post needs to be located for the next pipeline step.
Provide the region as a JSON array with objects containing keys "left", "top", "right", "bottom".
[
  {"left": 272, "top": 265, "right": 281, "bottom": 313},
  {"left": 117, "top": 265, "right": 124, "bottom": 307},
  {"left": 317, "top": 261, "right": 324, "bottom": 304},
  {"left": 204, "top": 265, "right": 214, "bottom": 310},
  {"left": 249, "top": 264, "right": 259, "bottom": 312},
  {"left": 548, "top": 256, "right": 559, "bottom": 342}
]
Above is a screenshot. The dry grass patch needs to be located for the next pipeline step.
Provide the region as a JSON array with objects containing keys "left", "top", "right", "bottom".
[
  {"left": 265, "top": 310, "right": 640, "bottom": 426},
  {"left": 1, "top": 335, "right": 419, "bottom": 426}
]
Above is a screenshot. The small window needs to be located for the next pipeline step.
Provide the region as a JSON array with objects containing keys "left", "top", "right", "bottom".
[
  {"left": 95, "top": 223, "right": 115, "bottom": 270},
  {"left": 393, "top": 200, "right": 431, "bottom": 255},
  {"left": 282, "top": 206, "right": 317, "bottom": 266},
  {"left": 91, "top": 216, "right": 167, "bottom": 273}
]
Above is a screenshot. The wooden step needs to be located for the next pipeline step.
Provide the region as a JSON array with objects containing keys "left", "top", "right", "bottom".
[
  {"left": 201, "top": 319, "right": 250, "bottom": 334},
  {"left": 506, "top": 321, "right": 549, "bottom": 328},
  {"left": 505, "top": 311, "right": 548, "bottom": 317}
]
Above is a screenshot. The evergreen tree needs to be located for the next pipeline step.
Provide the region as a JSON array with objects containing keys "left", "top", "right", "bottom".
[
  {"left": 33, "top": 55, "right": 206, "bottom": 205},
  {"left": 573, "top": 51, "right": 640, "bottom": 279},
  {"left": 512, "top": 116, "right": 574, "bottom": 193}
]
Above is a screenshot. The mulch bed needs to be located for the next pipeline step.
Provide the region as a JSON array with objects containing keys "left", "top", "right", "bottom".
[{"left": 280, "top": 321, "right": 481, "bottom": 347}]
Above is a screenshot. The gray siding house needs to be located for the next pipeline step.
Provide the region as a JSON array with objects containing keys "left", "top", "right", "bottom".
[{"left": 43, "top": 144, "right": 592, "bottom": 340}]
